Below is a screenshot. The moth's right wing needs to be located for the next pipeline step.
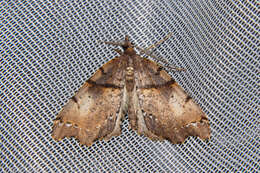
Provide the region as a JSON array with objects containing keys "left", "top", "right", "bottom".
[
  {"left": 52, "top": 58, "right": 127, "bottom": 146},
  {"left": 133, "top": 58, "right": 211, "bottom": 144}
]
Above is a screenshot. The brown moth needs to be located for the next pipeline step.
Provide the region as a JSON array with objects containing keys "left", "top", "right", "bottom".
[{"left": 52, "top": 34, "right": 211, "bottom": 146}]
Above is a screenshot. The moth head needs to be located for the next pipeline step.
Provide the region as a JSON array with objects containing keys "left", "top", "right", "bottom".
[
  {"left": 100, "top": 35, "right": 136, "bottom": 55},
  {"left": 121, "top": 35, "right": 136, "bottom": 55}
]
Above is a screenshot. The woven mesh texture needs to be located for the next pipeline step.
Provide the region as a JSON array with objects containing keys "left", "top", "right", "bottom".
[{"left": 1, "top": 1, "right": 259, "bottom": 172}]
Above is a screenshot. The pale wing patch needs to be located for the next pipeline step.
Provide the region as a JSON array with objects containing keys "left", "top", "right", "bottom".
[{"left": 168, "top": 84, "right": 203, "bottom": 123}]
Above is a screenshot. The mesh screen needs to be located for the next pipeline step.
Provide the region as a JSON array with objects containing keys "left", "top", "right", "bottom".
[{"left": 1, "top": 1, "right": 259, "bottom": 172}]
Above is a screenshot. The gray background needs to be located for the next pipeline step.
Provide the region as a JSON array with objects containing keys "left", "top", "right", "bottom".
[{"left": 1, "top": 0, "right": 259, "bottom": 172}]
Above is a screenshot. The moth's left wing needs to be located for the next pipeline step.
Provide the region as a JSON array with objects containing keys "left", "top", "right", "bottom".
[{"left": 133, "top": 58, "right": 211, "bottom": 144}]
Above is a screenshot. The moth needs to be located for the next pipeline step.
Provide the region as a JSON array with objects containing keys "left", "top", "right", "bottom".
[{"left": 52, "top": 34, "right": 211, "bottom": 146}]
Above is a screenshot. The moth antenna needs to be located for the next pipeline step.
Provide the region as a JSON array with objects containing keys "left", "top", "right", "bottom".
[
  {"left": 148, "top": 53, "right": 186, "bottom": 72},
  {"left": 98, "top": 36, "right": 131, "bottom": 48},
  {"left": 145, "top": 32, "right": 173, "bottom": 51},
  {"left": 98, "top": 40, "right": 123, "bottom": 46},
  {"left": 135, "top": 45, "right": 186, "bottom": 72},
  {"left": 134, "top": 33, "right": 186, "bottom": 72}
]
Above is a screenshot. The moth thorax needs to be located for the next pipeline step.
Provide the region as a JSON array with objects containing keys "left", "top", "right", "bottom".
[
  {"left": 124, "top": 47, "right": 136, "bottom": 55},
  {"left": 126, "top": 67, "right": 134, "bottom": 81}
]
